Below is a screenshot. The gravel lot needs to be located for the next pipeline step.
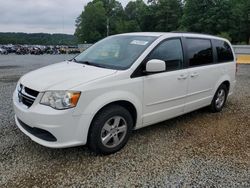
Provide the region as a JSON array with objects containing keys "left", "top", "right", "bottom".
[{"left": 0, "top": 55, "right": 249, "bottom": 187}]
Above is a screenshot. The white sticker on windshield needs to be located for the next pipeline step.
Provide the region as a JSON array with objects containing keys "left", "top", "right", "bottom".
[{"left": 130, "top": 40, "right": 149, "bottom": 46}]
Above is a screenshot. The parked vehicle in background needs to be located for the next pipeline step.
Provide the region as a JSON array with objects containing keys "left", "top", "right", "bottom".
[
  {"left": 13, "top": 32, "right": 236, "bottom": 155},
  {"left": 30, "top": 47, "right": 44, "bottom": 55},
  {"left": 3, "top": 45, "right": 16, "bottom": 53},
  {"left": 0, "top": 44, "right": 81, "bottom": 55},
  {"left": 67, "top": 46, "right": 81, "bottom": 54},
  {"left": 0, "top": 47, "right": 8, "bottom": 54},
  {"left": 16, "top": 46, "right": 29, "bottom": 55}
]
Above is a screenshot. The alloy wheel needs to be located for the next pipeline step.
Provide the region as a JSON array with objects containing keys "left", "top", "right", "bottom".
[{"left": 101, "top": 116, "right": 128, "bottom": 148}]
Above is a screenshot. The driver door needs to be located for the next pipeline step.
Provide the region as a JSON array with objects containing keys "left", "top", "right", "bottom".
[{"left": 143, "top": 38, "right": 189, "bottom": 126}]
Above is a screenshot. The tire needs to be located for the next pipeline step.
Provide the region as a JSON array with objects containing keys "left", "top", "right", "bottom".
[
  {"left": 88, "top": 105, "right": 133, "bottom": 155},
  {"left": 210, "top": 84, "right": 228, "bottom": 113}
]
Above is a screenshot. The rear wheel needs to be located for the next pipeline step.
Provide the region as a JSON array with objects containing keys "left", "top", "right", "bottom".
[
  {"left": 210, "top": 84, "right": 228, "bottom": 112},
  {"left": 88, "top": 105, "right": 133, "bottom": 155}
]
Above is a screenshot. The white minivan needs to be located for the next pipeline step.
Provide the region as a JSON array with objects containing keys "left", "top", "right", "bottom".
[{"left": 13, "top": 32, "right": 236, "bottom": 154}]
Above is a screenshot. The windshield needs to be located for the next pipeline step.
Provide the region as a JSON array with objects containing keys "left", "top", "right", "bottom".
[{"left": 74, "top": 35, "right": 157, "bottom": 70}]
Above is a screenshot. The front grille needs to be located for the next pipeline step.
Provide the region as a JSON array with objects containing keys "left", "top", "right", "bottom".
[
  {"left": 17, "top": 118, "right": 57, "bottom": 142},
  {"left": 24, "top": 87, "right": 39, "bottom": 97},
  {"left": 18, "top": 84, "right": 39, "bottom": 108}
]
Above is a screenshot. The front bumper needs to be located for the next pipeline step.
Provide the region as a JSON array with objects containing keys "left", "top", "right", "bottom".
[{"left": 13, "top": 90, "right": 92, "bottom": 148}]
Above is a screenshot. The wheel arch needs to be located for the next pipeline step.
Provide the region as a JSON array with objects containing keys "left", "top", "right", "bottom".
[
  {"left": 221, "top": 80, "right": 230, "bottom": 92},
  {"left": 76, "top": 89, "right": 143, "bottom": 145},
  {"left": 215, "top": 80, "right": 230, "bottom": 95},
  {"left": 91, "top": 100, "right": 138, "bottom": 128},
  {"left": 86, "top": 100, "right": 138, "bottom": 146},
  {"left": 213, "top": 75, "right": 231, "bottom": 97}
]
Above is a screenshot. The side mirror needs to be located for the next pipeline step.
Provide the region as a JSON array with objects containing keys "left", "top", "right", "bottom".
[{"left": 145, "top": 59, "right": 166, "bottom": 73}]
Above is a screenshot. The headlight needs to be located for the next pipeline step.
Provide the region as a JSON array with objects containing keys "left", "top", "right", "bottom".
[{"left": 40, "top": 91, "right": 81, "bottom": 110}]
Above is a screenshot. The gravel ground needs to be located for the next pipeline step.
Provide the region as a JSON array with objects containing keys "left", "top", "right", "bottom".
[{"left": 0, "top": 55, "right": 249, "bottom": 187}]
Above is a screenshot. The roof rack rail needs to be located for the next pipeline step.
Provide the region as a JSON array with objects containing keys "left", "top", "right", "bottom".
[{"left": 170, "top": 31, "right": 215, "bottom": 36}]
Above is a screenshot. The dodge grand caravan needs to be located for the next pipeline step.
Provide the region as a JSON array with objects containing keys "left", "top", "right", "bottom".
[{"left": 13, "top": 32, "right": 236, "bottom": 154}]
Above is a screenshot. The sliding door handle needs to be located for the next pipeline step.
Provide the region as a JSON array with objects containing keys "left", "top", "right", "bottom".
[{"left": 191, "top": 72, "right": 199, "bottom": 78}]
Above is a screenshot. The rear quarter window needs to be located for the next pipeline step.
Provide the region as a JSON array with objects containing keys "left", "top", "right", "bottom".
[{"left": 213, "top": 40, "right": 234, "bottom": 63}]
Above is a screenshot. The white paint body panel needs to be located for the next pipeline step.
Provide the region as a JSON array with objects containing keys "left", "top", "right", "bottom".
[
  {"left": 143, "top": 69, "right": 188, "bottom": 126},
  {"left": 20, "top": 61, "right": 117, "bottom": 91},
  {"left": 13, "top": 32, "right": 236, "bottom": 148}
]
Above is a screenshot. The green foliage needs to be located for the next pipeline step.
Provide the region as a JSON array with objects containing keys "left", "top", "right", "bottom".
[
  {"left": 218, "top": 32, "right": 232, "bottom": 42},
  {"left": 0, "top": 33, "right": 77, "bottom": 45},
  {"left": 75, "top": 0, "right": 183, "bottom": 43},
  {"left": 181, "top": 0, "right": 249, "bottom": 43},
  {"left": 75, "top": 0, "right": 250, "bottom": 44},
  {"left": 229, "top": 0, "right": 250, "bottom": 44},
  {"left": 153, "top": 0, "right": 182, "bottom": 32},
  {"left": 182, "top": 0, "right": 231, "bottom": 34},
  {"left": 75, "top": 0, "right": 125, "bottom": 43},
  {"left": 75, "top": 1, "right": 107, "bottom": 43},
  {"left": 124, "top": 0, "right": 147, "bottom": 31}
]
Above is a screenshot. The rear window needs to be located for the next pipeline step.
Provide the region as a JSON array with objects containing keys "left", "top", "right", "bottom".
[
  {"left": 214, "top": 40, "right": 234, "bottom": 63},
  {"left": 186, "top": 38, "right": 213, "bottom": 67}
]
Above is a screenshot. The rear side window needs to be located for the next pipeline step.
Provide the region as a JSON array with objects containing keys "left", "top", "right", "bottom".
[
  {"left": 214, "top": 40, "right": 234, "bottom": 62},
  {"left": 148, "top": 39, "right": 183, "bottom": 71},
  {"left": 186, "top": 38, "right": 213, "bottom": 67}
]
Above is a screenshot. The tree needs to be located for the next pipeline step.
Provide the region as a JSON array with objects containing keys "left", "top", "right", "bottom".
[
  {"left": 230, "top": 0, "right": 250, "bottom": 44},
  {"left": 181, "top": 0, "right": 232, "bottom": 34},
  {"left": 75, "top": 0, "right": 125, "bottom": 42},
  {"left": 124, "top": 0, "right": 148, "bottom": 31},
  {"left": 75, "top": 0, "right": 249, "bottom": 44},
  {"left": 75, "top": 1, "right": 106, "bottom": 43},
  {"left": 181, "top": 0, "right": 250, "bottom": 43},
  {"left": 0, "top": 33, "right": 77, "bottom": 45},
  {"left": 153, "top": 0, "right": 182, "bottom": 32},
  {"left": 105, "top": 0, "right": 125, "bottom": 35}
]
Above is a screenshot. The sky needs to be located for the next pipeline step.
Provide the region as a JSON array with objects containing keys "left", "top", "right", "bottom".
[{"left": 0, "top": 0, "right": 146, "bottom": 35}]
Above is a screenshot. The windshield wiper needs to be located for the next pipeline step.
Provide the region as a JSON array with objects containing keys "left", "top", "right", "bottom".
[
  {"left": 77, "top": 61, "right": 108, "bottom": 69},
  {"left": 71, "top": 59, "right": 91, "bottom": 65},
  {"left": 90, "top": 63, "right": 108, "bottom": 68},
  {"left": 79, "top": 61, "right": 91, "bottom": 65},
  {"left": 70, "top": 58, "right": 78, "bottom": 62},
  {"left": 71, "top": 59, "right": 109, "bottom": 69}
]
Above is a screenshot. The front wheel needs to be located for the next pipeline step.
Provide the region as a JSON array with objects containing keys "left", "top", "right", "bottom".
[
  {"left": 210, "top": 84, "right": 228, "bottom": 112},
  {"left": 88, "top": 105, "right": 133, "bottom": 155}
]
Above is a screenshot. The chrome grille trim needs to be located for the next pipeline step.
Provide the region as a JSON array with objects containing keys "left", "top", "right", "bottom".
[
  {"left": 18, "top": 84, "right": 39, "bottom": 108},
  {"left": 20, "top": 88, "right": 36, "bottom": 100}
]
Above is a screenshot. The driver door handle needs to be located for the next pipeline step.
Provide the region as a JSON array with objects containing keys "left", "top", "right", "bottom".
[{"left": 178, "top": 74, "right": 188, "bottom": 80}]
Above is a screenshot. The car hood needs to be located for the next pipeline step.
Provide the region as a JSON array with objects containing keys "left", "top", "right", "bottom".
[{"left": 20, "top": 61, "right": 117, "bottom": 91}]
